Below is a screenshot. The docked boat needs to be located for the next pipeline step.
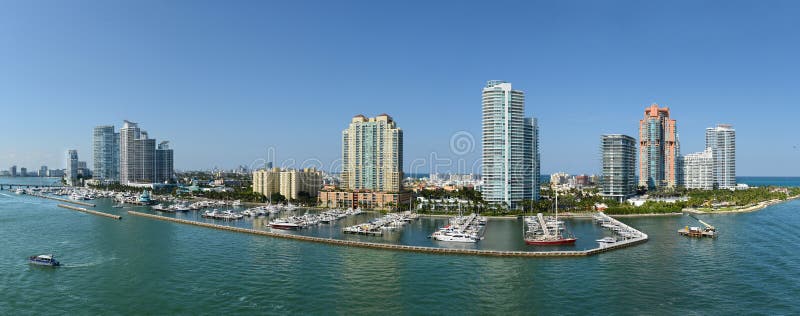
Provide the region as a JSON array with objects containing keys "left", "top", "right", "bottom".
[
  {"left": 29, "top": 254, "right": 60, "bottom": 267},
  {"left": 15, "top": 189, "right": 26, "bottom": 195},
  {"left": 596, "top": 237, "right": 617, "bottom": 243},
  {"left": 431, "top": 229, "right": 478, "bottom": 243},
  {"left": 268, "top": 219, "right": 301, "bottom": 230},
  {"left": 138, "top": 190, "right": 152, "bottom": 205},
  {"left": 524, "top": 191, "right": 577, "bottom": 246}
]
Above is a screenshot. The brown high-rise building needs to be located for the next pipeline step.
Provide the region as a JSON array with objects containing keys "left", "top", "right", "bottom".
[{"left": 638, "top": 104, "right": 679, "bottom": 189}]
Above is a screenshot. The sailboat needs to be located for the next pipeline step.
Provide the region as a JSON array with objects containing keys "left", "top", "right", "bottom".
[{"left": 524, "top": 190, "right": 577, "bottom": 245}]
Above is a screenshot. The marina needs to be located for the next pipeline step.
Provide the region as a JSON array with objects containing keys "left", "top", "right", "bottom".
[
  {"left": 430, "top": 213, "right": 486, "bottom": 243},
  {"left": 2, "top": 177, "right": 799, "bottom": 314},
  {"left": 592, "top": 212, "right": 647, "bottom": 247},
  {"left": 269, "top": 208, "right": 364, "bottom": 230},
  {"left": 343, "top": 211, "right": 418, "bottom": 236},
  {"left": 128, "top": 211, "right": 646, "bottom": 257}
]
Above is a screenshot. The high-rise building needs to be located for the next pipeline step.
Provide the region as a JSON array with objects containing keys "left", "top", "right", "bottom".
[
  {"left": 253, "top": 167, "right": 281, "bottom": 198},
  {"left": 550, "top": 172, "right": 570, "bottom": 185},
  {"left": 682, "top": 148, "right": 714, "bottom": 190},
  {"left": 341, "top": 114, "right": 403, "bottom": 192},
  {"left": 706, "top": 124, "right": 736, "bottom": 189},
  {"left": 524, "top": 117, "right": 541, "bottom": 201},
  {"left": 20, "top": 167, "right": 27, "bottom": 177},
  {"left": 93, "top": 125, "right": 119, "bottom": 182},
  {"left": 601, "top": 134, "right": 637, "bottom": 201},
  {"left": 39, "top": 166, "right": 48, "bottom": 177},
  {"left": 77, "top": 161, "right": 90, "bottom": 178},
  {"left": 134, "top": 137, "right": 156, "bottom": 183},
  {"left": 119, "top": 120, "right": 170, "bottom": 184},
  {"left": 481, "top": 80, "right": 539, "bottom": 208},
  {"left": 119, "top": 120, "right": 140, "bottom": 184},
  {"left": 66, "top": 150, "right": 79, "bottom": 185},
  {"left": 155, "top": 141, "right": 174, "bottom": 183},
  {"left": 279, "top": 168, "right": 323, "bottom": 200},
  {"left": 47, "top": 169, "right": 65, "bottom": 177},
  {"left": 638, "top": 104, "right": 680, "bottom": 189},
  {"left": 10, "top": 165, "right": 17, "bottom": 177}
]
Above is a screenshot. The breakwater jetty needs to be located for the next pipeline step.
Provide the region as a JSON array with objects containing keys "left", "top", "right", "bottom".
[
  {"left": 128, "top": 211, "right": 647, "bottom": 258},
  {"left": 31, "top": 193, "right": 96, "bottom": 207},
  {"left": 58, "top": 204, "right": 122, "bottom": 220}
]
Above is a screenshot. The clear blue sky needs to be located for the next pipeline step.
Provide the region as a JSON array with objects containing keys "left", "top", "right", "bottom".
[{"left": 1, "top": 0, "right": 798, "bottom": 176}]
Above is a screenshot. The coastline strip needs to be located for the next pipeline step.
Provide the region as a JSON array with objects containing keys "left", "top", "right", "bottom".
[
  {"left": 128, "top": 211, "right": 647, "bottom": 258},
  {"left": 58, "top": 204, "right": 122, "bottom": 220},
  {"left": 31, "top": 193, "right": 96, "bottom": 207}
]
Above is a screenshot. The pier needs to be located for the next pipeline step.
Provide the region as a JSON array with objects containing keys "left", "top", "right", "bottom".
[
  {"left": 593, "top": 212, "right": 649, "bottom": 249},
  {"left": 58, "top": 204, "right": 122, "bottom": 220},
  {"left": 129, "top": 211, "right": 648, "bottom": 258}
]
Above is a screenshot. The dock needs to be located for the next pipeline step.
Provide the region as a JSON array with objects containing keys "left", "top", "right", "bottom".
[
  {"left": 57, "top": 204, "right": 122, "bottom": 220},
  {"left": 593, "top": 212, "right": 648, "bottom": 247},
  {"left": 129, "top": 211, "right": 648, "bottom": 258}
]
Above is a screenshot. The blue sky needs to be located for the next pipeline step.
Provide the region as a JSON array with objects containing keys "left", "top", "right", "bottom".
[{"left": 1, "top": 0, "right": 798, "bottom": 176}]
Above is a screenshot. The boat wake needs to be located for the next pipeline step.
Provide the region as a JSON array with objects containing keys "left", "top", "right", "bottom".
[{"left": 62, "top": 256, "right": 118, "bottom": 268}]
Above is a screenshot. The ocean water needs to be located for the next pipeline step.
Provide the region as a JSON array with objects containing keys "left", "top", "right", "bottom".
[
  {"left": 1, "top": 177, "right": 799, "bottom": 314},
  {"left": 737, "top": 176, "right": 800, "bottom": 187}
]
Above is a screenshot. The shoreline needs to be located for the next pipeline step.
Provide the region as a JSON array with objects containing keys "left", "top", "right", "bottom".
[{"left": 683, "top": 195, "right": 800, "bottom": 215}]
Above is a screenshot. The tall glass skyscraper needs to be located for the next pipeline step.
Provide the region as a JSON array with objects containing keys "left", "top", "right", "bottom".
[
  {"left": 66, "top": 150, "right": 79, "bottom": 186},
  {"left": 93, "top": 125, "right": 119, "bottom": 182},
  {"left": 155, "top": 141, "right": 174, "bottom": 183},
  {"left": 119, "top": 120, "right": 140, "bottom": 184},
  {"left": 481, "top": 80, "right": 539, "bottom": 208},
  {"left": 601, "top": 134, "right": 637, "bottom": 201},
  {"left": 706, "top": 124, "right": 736, "bottom": 189},
  {"left": 119, "top": 120, "right": 171, "bottom": 184},
  {"left": 638, "top": 104, "right": 680, "bottom": 189}
]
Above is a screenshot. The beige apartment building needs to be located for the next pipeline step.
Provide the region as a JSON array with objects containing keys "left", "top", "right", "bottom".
[
  {"left": 253, "top": 167, "right": 322, "bottom": 200},
  {"left": 279, "top": 168, "right": 323, "bottom": 200},
  {"left": 341, "top": 114, "right": 403, "bottom": 192}
]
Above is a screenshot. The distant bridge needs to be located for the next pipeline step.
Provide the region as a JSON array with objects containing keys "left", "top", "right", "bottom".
[{"left": 0, "top": 184, "right": 66, "bottom": 190}]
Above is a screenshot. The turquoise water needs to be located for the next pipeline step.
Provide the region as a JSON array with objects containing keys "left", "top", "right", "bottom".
[
  {"left": 2, "top": 178, "right": 800, "bottom": 314},
  {"left": 738, "top": 176, "right": 800, "bottom": 187}
]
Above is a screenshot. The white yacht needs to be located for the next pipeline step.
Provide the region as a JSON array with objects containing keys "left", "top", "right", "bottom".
[
  {"left": 431, "top": 229, "right": 478, "bottom": 243},
  {"left": 596, "top": 237, "right": 617, "bottom": 243}
]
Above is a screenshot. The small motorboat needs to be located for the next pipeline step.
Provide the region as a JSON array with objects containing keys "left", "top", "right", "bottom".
[{"left": 29, "top": 254, "right": 60, "bottom": 267}]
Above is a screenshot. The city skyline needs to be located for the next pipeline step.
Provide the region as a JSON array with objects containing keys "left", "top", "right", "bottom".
[{"left": 2, "top": 1, "right": 799, "bottom": 176}]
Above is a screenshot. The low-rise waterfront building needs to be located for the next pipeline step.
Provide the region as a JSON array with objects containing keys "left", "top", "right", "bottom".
[{"left": 317, "top": 190, "right": 411, "bottom": 210}]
